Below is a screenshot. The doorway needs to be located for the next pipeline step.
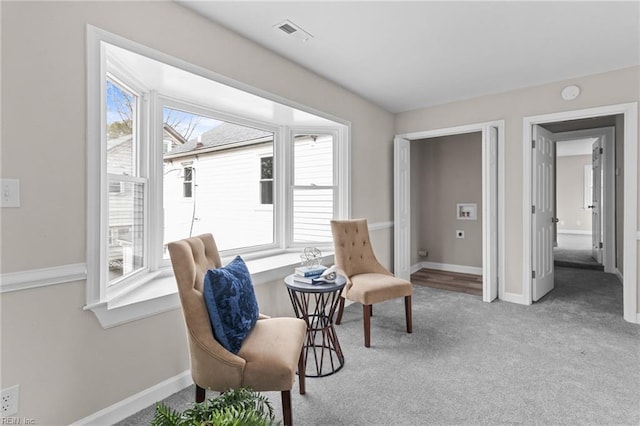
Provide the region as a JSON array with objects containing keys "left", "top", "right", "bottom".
[
  {"left": 553, "top": 135, "right": 600, "bottom": 270},
  {"left": 551, "top": 126, "right": 615, "bottom": 272},
  {"left": 394, "top": 120, "right": 504, "bottom": 303},
  {"left": 410, "top": 132, "right": 484, "bottom": 297},
  {"left": 523, "top": 103, "right": 638, "bottom": 323}
]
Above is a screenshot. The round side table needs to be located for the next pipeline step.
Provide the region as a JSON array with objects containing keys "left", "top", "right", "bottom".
[{"left": 284, "top": 274, "right": 346, "bottom": 377}]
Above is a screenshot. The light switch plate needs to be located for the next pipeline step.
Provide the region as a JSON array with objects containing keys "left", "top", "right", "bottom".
[{"left": 1, "top": 179, "right": 20, "bottom": 208}]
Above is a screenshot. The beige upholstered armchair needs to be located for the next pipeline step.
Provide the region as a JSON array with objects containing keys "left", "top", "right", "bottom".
[
  {"left": 168, "top": 234, "right": 307, "bottom": 426},
  {"left": 330, "top": 219, "right": 413, "bottom": 347}
]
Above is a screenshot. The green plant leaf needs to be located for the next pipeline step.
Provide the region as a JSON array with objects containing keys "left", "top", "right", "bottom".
[{"left": 151, "top": 388, "right": 279, "bottom": 426}]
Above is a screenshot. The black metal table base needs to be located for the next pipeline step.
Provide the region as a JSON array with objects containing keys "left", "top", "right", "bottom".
[
  {"left": 301, "top": 313, "right": 344, "bottom": 377},
  {"left": 285, "top": 275, "right": 346, "bottom": 378}
]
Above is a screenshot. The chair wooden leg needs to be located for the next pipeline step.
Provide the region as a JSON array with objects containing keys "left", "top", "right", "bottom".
[
  {"left": 405, "top": 295, "right": 413, "bottom": 334},
  {"left": 195, "top": 385, "right": 205, "bottom": 403},
  {"left": 363, "top": 304, "right": 372, "bottom": 347},
  {"left": 335, "top": 297, "right": 345, "bottom": 325},
  {"left": 281, "top": 390, "right": 292, "bottom": 426},
  {"left": 298, "top": 349, "right": 306, "bottom": 395}
]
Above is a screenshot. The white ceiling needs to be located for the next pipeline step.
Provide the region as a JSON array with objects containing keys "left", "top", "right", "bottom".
[
  {"left": 106, "top": 42, "right": 341, "bottom": 128},
  {"left": 176, "top": 1, "right": 640, "bottom": 113}
]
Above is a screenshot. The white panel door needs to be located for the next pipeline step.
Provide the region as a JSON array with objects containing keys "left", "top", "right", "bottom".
[
  {"left": 483, "top": 126, "right": 498, "bottom": 302},
  {"left": 532, "top": 125, "right": 555, "bottom": 301},
  {"left": 591, "top": 139, "right": 603, "bottom": 263},
  {"left": 394, "top": 137, "right": 411, "bottom": 281}
]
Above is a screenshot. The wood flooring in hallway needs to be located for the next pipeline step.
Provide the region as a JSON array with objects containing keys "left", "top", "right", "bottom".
[{"left": 411, "top": 268, "right": 483, "bottom": 296}]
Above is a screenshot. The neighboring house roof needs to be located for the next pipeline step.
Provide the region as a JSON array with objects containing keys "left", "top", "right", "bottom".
[
  {"left": 107, "top": 134, "right": 132, "bottom": 151},
  {"left": 165, "top": 122, "right": 272, "bottom": 158},
  {"left": 163, "top": 124, "right": 189, "bottom": 145}
]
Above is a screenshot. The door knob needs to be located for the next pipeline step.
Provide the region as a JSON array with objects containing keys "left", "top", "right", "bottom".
[
  {"left": 588, "top": 205, "right": 595, "bottom": 209},
  {"left": 551, "top": 217, "right": 560, "bottom": 223}
]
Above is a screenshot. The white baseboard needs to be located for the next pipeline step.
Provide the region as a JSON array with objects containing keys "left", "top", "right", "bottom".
[
  {"left": 420, "top": 261, "right": 482, "bottom": 276},
  {"left": 71, "top": 370, "right": 192, "bottom": 425},
  {"left": 615, "top": 268, "right": 623, "bottom": 283},
  {"left": 501, "top": 291, "right": 528, "bottom": 305},
  {"left": 410, "top": 262, "right": 423, "bottom": 274}
]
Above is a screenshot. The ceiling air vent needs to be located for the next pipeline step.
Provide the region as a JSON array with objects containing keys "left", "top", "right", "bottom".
[
  {"left": 279, "top": 22, "right": 297, "bottom": 35},
  {"left": 273, "top": 19, "right": 313, "bottom": 42}
]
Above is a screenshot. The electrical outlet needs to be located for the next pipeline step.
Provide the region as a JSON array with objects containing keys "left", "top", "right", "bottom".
[
  {"left": 1, "top": 385, "right": 19, "bottom": 416},
  {"left": 1, "top": 178, "right": 21, "bottom": 208}
]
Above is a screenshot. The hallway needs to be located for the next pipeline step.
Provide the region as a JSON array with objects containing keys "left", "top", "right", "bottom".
[
  {"left": 547, "top": 266, "right": 623, "bottom": 318},
  {"left": 554, "top": 233, "right": 603, "bottom": 270}
]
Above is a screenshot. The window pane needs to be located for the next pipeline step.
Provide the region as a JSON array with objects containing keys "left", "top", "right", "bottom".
[
  {"left": 260, "top": 180, "right": 273, "bottom": 205},
  {"left": 260, "top": 156, "right": 273, "bottom": 205},
  {"left": 261, "top": 156, "right": 273, "bottom": 180},
  {"left": 294, "top": 134, "right": 333, "bottom": 186},
  {"left": 106, "top": 79, "right": 136, "bottom": 176},
  {"left": 108, "top": 180, "right": 145, "bottom": 284},
  {"left": 183, "top": 167, "right": 193, "bottom": 198},
  {"left": 292, "top": 188, "right": 333, "bottom": 243},
  {"left": 163, "top": 107, "right": 274, "bottom": 254},
  {"left": 292, "top": 134, "right": 334, "bottom": 242}
]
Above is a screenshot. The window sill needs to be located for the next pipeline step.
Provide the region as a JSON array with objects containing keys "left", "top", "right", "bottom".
[{"left": 86, "top": 248, "right": 335, "bottom": 328}]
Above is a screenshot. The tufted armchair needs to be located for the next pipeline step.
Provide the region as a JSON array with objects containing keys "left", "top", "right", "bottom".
[
  {"left": 330, "top": 219, "right": 413, "bottom": 347},
  {"left": 168, "top": 233, "right": 307, "bottom": 426}
]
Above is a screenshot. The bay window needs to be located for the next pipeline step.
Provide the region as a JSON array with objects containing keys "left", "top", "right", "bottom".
[{"left": 86, "top": 27, "right": 350, "bottom": 327}]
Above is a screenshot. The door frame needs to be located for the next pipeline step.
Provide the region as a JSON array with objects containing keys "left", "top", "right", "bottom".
[
  {"left": 522, "top": 103, "right": 638, "bottom": 324},
  {"left": 395, "top": 120, "right": 505, "bottom": 303}
]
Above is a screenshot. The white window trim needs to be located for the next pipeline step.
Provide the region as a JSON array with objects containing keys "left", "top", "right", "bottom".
[
  {"left": 286, "top": 127, "right": 349, "bottom": 247},
  {"left": 160, "top": 96, "right": 283, "bottom": 260},
  {"left": 86, "top": 26, "right": 351, "bottom": 328}
]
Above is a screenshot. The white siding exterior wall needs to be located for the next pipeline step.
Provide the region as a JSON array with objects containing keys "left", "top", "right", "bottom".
[
  {"left": 163, "top": 143, "right": 274, "bottom": 252},
  {"left": 293, "top": 134, "right": 335, "bottom": 243}
]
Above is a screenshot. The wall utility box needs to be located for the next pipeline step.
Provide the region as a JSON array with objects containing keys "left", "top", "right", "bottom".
[{"left": 457, "top": 203, "right": 477, "bottom": 220}]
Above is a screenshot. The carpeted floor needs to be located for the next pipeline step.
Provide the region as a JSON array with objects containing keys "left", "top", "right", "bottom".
[
  {"left": 117, "top": 266, "right": 639, "bottom": 425},
  {"left": 554, "top": 247, "right": 603, "bottom": 270}
]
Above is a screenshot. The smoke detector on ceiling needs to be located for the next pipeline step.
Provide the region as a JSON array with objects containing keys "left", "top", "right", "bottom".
[{"left": 273, "top": 19, "right": 314, "bottom": 42}]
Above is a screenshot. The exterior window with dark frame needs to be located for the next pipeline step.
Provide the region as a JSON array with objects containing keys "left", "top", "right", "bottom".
[
  {"left": 183, "top": 166, "right": 193, "bottom": 198},
  {"left": 260, "top": 156, "right": 273, "bottom": 205}
]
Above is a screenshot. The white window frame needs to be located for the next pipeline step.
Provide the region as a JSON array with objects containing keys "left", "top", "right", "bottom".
[
  {"left": 160, "top": 97, "right": 283, "bottom": 259},
  {"left": 104, "top": 75, "right": 149, "bottom": 291},
  {"left": 86, "top": 26, "right": 351, "bottom": 328},
  {"left": 287, "top": 129, "right": 341, "bottom": 246}
]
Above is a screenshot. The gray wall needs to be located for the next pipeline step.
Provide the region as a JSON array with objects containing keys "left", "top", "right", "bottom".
[
  {"left": 0, "top": 2, "right": 395, "bottom": 423},
  {"left": 395, "top": 66, "right": 639, "bottom": 297},
  {"left": 411, "top": 133, "right": 483, "bottom": 268},
  {"left": 1, "top": 1, "right": 638, "bottom": 423}
]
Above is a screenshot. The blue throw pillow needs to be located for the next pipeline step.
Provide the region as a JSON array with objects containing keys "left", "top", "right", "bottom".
[{"left": 202, "top": 256, "right": 259, "bottom": 354}]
